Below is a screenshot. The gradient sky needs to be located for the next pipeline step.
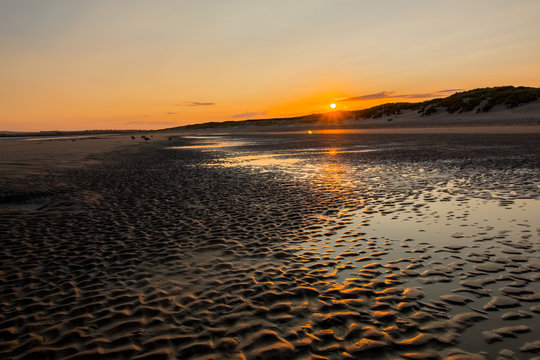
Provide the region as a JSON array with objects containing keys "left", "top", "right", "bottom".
[{"left": 1, "top": 0, "right": 539, "bottom": 131}]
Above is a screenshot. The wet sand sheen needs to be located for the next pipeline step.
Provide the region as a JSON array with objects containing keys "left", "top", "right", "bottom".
[{"left": 0, "top": 131, "right": 539, "bottom": 359}]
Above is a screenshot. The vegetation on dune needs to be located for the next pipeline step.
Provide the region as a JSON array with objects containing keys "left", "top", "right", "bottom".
[
  {"left": 351, "top": 102, "right": 418, "bottom": 119},
  {"left": 419, "top": 86, "right": 540, "bottom": 115},
  {"left": 166, "top": 86, "right": 539, "bottom": 130},
  {"left": 350, "top": 86, "right": 540, "bottom": 118}
]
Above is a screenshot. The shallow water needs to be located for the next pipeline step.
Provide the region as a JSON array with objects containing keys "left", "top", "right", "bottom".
[{"left": 174, "top": 132, "right": 540, "bottom": 359}]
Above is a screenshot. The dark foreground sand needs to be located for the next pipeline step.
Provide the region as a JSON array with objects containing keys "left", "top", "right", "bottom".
[{"left": 1, "top": 128, "right": 539, "bottom": 360}]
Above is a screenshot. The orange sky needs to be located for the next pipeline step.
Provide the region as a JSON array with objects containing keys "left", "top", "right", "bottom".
[{"left": 1, "top": 1, "right": 539, "bottom": 131}]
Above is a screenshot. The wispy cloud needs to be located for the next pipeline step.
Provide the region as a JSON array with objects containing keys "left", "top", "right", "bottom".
[
  {"left": 439, "top": 89, "right": 464, "bottom": 93},
  {"left": 339, "top": 89, "right": 463, "bottom": 102},
  {"left": 167, "top": 112, "right": 177, "bottom": 115},
  {"left": 179, "top": 101, "right": 215, "bottom": 106},
  {"left": 399, "top": 93, "right": 442, "bottom": 99},
  {"left": 340, "top": 91, "right": 395, "bottom": 101},
  {"left": 232, "top": 111, "right": 267, "bottom": 119}
]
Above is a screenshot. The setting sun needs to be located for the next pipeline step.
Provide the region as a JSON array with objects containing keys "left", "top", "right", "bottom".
[{"left": 330, "top": 103, "right": 336, "bottom": 109}]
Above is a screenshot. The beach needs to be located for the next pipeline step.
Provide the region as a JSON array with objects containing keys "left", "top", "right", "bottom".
[{"left": 1, "top": 127, "right": 539, "bottom": 360}]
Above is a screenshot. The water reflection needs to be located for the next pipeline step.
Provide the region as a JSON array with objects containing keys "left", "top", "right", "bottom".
[
  {"left": 312, "top": 163, "right": 348, "bottom": 191},
  {"left": 173, "top": 132, "right": 540, "bottom": 357},
  {"left": 169, "top": 143, "right": 248, "bottom": 150},
  {"left": 217, "top": 154, "right": 302, "bottom": 167},
  {"left": 168, "top": 136, "right": 251, "bottom": 150},
  {"left": 168, "top": 141, "right": 249, "bottom": 150},
  {"left": 203, "top": 148, "right": 373, "bottom": 175}
]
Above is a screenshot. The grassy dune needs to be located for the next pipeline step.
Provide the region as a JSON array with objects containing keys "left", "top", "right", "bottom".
[{"left": 169, "top": 86, "right": 540, "bottom": 130}]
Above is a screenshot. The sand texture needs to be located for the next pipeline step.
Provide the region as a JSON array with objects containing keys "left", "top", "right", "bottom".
[{"left": 1, "top": 130, "right": 539, "bottom": 359}]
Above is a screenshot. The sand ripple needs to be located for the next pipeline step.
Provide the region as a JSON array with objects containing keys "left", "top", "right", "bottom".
[{"left": 1, "top": 132, "right": 539, "bottom": 359}]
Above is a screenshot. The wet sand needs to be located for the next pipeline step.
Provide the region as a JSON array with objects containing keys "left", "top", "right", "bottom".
[
  {"left": 0, "top": 134, "right": 157, "bottom": 179},
  {"left": 1, "top": 128, "right": 539, "bottom": 359}
]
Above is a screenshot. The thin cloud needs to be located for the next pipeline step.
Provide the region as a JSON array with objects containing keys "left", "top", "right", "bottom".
[
  {"left": 339, "top": 89, "right": 462, "bottom": 102},
  {"left": 438, "top": 88, "right": 464, "bottom": 93},
  {"left": 399, "top": 93, "right": 441, "bottom": 99},
  {"left": 340, "top": 91, "right": 395, "bottom": 101},
  {"left": 399, "top": 89, "right": 463, "bottom": 98},
  {"left": 232, "top": 111, "right": 267, "bottom": 119},
  {"left": 179, "top": 101, "right": 215, "bottom": 106},
  {"left": 167, "top": 112, "right": 177, "bottom": 115}
]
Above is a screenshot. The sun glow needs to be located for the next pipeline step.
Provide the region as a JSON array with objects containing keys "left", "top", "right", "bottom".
[{"left": 330, "top": 103, "right": 336, "bottom": 109}]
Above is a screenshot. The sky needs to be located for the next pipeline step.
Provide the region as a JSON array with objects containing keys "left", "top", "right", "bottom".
[{"left": 1, "top": 0, "right": 539, "bottom": 131}]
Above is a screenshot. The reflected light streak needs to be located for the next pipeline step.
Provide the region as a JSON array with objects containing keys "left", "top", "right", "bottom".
[
  {"left": 314, "top": 129, "right": 367, "bottom": 135},
  {"left": 316, "top": 162, "right": 348, "bottom": 192}
]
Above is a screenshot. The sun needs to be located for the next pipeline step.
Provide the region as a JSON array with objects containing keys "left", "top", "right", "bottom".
[{"left": 330, "top": 103, "right": 336, "bottom": 109}]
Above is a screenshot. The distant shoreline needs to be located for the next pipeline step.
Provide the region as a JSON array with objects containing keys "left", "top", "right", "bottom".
[
  {"left": 3, "top": 120, "right": 540, "bottom": 140},
  {"left": 0, "top": 129, "right": 145, "bottom": 138}
]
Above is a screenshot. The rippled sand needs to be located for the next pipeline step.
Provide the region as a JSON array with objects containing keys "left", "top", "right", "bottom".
[{"left": 1, "top": 131, "right": 539, "bottom": 359}]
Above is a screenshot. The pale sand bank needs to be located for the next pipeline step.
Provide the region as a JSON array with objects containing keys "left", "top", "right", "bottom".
[{"left": 0, "top": 134, "right": 165, "bottom": 178}]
